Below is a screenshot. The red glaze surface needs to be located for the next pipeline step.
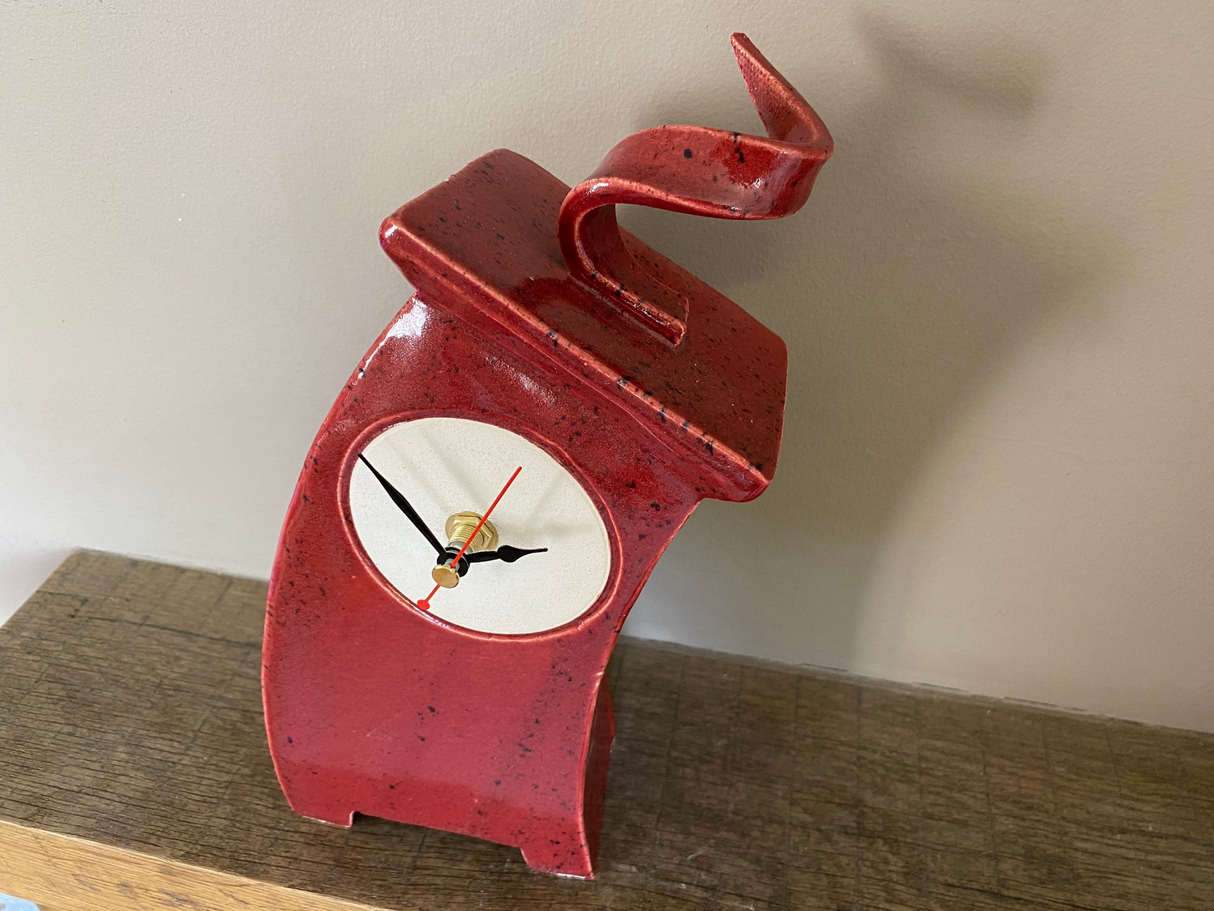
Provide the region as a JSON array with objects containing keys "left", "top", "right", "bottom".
[
  {"left": 559, "top": 35, "right": 832, "bottom": 347},
  {"left": 263, "top": 33, "right": 831, "bottom": 878}
]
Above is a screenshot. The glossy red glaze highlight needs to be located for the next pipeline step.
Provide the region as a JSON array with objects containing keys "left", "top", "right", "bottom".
[{"left": 262, "top": 33, "right": 831, "bottom": 878}]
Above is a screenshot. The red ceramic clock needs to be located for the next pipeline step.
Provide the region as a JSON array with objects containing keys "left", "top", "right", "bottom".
[{"left": 263, "top": 34, "right": 832, "bottom": 878}]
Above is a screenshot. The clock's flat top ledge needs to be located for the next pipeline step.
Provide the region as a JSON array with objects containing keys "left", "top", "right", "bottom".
[{"left": 380, "top": 148, "right": 788, "bottom": 498}]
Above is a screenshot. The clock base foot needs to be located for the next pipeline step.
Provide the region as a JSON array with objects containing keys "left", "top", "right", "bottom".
[
  {"left": 519, "top": 830, "right": 594, "bottom": 879},
  {"left": 518, "top": 680, "right": 616, "bottom": 879},
  {"left": 283, "top": 792, "right": 354, "bottom": 829}
]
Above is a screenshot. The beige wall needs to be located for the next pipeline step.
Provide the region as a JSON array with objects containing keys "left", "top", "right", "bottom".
[{"left": 3, "top": 2, "right": 1211, "bottom": 730}]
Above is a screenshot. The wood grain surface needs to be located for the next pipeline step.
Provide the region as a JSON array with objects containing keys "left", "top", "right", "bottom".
[{"left": 1, "top": 551, "right": 1211, "bottom": 910}]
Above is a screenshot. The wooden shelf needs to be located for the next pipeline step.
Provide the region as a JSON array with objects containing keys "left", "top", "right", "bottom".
[{"left": 1, "top": 552, "right": 1212, "bottom": 910}]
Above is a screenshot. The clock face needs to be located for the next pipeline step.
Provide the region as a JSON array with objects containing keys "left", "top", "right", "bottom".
[{"left": 347, "top": 416, "right": 613, "bottom": 635}]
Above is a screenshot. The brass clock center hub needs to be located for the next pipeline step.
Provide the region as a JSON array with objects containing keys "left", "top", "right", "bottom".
[
  {"left": 431, "top": 511, "right": 499, "bottom": 589},
  {"left": 445, "top": 511, "right": 499, "bottom": 553}
]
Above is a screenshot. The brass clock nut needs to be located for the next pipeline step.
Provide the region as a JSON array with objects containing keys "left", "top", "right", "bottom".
[{"left": 444, "top": 511, "right": 499, "bottom": 553}]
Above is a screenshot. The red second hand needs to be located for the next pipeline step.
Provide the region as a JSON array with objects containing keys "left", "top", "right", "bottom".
[{"left": 417, "top": 466, "right": 523, "bottom": 611}]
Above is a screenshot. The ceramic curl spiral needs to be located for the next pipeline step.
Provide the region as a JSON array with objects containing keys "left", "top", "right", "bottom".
[{"left": 558, "top": 33, "right": 834, "bottom": 345}]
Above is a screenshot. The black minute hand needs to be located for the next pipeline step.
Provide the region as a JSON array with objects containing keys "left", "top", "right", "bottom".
[
  {"left": 464, "top": 545, "right": 549, "bottom": 564},
  {"left": 357, "top": 454, "right": 445, "bottom": 557}
]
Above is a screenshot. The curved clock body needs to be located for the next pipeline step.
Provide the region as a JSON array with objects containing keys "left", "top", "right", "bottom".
[
  {"left": 263, "top": 34, "right": 829, "bottom": 879},
  {"left": 264, "top": 295, "right": 706, "bottom": 876}
]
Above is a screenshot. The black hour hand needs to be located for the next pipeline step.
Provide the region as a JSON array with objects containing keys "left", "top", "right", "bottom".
[
  {"left": 465, "top": 545, "right": 549, "bottom": 564},
  {"left": 357, "top": 454, "right": 445, "bottom": 557}
]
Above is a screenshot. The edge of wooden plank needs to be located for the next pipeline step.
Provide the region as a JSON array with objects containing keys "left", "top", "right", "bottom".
[{"left": 0, "top": 820, "right": 410, "bottom": 911}]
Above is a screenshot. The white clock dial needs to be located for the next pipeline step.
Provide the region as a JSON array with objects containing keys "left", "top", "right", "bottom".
[{"left": 348, "top": 416, "right": 612, "bottom": 635}]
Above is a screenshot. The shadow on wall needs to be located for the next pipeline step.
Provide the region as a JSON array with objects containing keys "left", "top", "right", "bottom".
[{"left": 620, "top": 13, "right": 1114, "bottom": 668}]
